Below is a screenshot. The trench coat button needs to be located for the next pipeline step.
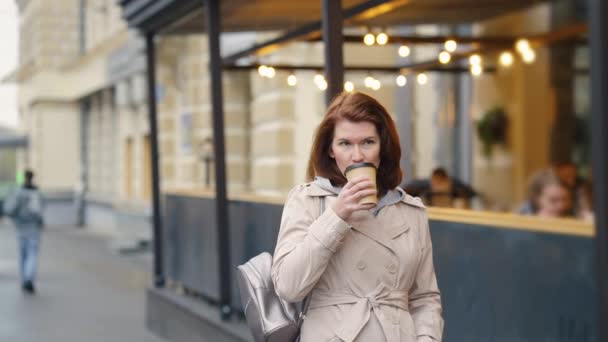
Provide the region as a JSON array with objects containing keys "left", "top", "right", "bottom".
[
  {"left": 387, "top": 263, "right": 397, "bottom": 274},
  {"left": 356, "top": 261, "right": 366, "bottom": 270}
]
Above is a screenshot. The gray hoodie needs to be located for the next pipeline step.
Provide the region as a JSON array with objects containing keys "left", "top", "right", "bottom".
[{"left": 4, "top": 186, "right": 44, "bottom": 230}]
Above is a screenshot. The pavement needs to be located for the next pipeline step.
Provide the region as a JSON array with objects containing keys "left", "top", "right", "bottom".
[{"left": 0, "top": 220, "right": 165, "bottom": 342}]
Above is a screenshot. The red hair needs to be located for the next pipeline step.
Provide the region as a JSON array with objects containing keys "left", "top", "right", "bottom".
[{"left": 307, "top": 92, "right": 402, "bottom": 196}]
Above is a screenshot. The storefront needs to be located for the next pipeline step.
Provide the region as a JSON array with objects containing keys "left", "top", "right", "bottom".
[{"left": 118, "top": 1, "right": 607, "bottom": 341}]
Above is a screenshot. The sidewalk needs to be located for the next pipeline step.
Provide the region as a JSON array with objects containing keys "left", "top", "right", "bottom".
[{"left": 0, "top": 220, "right": 165, "bottom": 342}]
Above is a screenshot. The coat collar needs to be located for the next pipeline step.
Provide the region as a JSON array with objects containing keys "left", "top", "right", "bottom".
[
  {"left": 308, "top": 177, "right": 416, "bottom": 216},
  {"left": 400, "top": 193, "right": 426, "bottom": 209}
]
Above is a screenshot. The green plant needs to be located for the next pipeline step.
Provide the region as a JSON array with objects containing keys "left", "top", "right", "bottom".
[{"left": 476, "top": 106, "right": 508, "bottom": 158}]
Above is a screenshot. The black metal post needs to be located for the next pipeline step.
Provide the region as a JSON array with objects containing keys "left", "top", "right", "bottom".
[
  {"left": 204, "top": 0, "right": 232, "bottom": 320},
  {"left": 145, "top": 32, "right": 165, "bottom": 288},
  {"left": 322, "top": 0, "right": 344, "bottom": 105},
  {"left": 76, "top": 99, "right": 90, "bottom": 227},
  {"left": 204, "top": 157, "right": 211, "bottom": 187},
  {"left": 589, "top": 0, "right": 608, "bottom": 340}
]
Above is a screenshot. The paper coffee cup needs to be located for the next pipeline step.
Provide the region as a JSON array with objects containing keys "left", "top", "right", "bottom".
[{"left": 344, "top": 162, "right": 377, "bottom": 205}]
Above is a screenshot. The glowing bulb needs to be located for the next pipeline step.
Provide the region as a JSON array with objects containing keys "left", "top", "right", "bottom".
[
  {"left": 371, "top": 79, "right": 381, "bottom": 90},
  {"left": 376, "top": 32, "right": 388, "bottom": 45},
  {"left": 522, "top": 49, "right": 536, "bottom": 64},
  {"left": 363, "top": 33, "right": 375, "bottom": 46},
  {"left": 469, "top": 54, "right": 482, "bottom": 66},
  {"left": 471, "top": 64, "right": 483, "bottom": 76},
  {"left": 499, "top": 51, "right": 514, "bottom": 67},
  {"left": 287, "top": 74, "right": 297, "bottom": 86},
  {"left": 314, "top": 73, "right": 325, "bottom": 85},
  {"left": 398, "top": 45, "right": 410, "bottom": 57},
  {"left": 344, "top": 81, "right": 354, "bottom": 92},
  {"left": 258, "top": 65, "right": 268, "bottom": 77},
  {"left": 417, "top": 73, "right": 428, "bottom": 85},
  {"left": 438, "top": 51, "right": 451, "bottom": 64},
  {"left": 515, "top": 39, "right": 530, "bottom": 54},
  {"left": 444, "top": 39, "right": 457, "bottom": 53},
  {"left": 396, "top": 75, "right": 407, "bottom": 87},
  {"left": 266, "top": 67, "right": 275, "bottom": 78},
  {"left": 318, "top": 79, "right": 328, "bottom": 91},
  {"left": 364, "top": 76, "right": 375, "bottom": 88}
]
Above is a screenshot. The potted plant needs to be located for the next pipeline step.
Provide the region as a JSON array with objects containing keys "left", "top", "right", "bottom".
[{"left": 476, "top": 106, "right": 508, "bottom": 158}]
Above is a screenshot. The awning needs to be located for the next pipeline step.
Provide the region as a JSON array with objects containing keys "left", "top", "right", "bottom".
[
  {"left": 119, "top": 0, "right": 552, "bottom": 34},
  {"left": 0, "top": 126, "right": 28, "bottom": 149}
]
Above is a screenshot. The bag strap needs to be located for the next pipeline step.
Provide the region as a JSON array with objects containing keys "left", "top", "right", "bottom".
[{"left": 298, "top": 195, "right": 325, "bottom": 324}]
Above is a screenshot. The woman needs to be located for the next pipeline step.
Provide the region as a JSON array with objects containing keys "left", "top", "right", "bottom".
[
  {"left": 519, "top": 169, "right": 572, "bottom": 218},
  {"left": 271, "top": 92, "right": 443, "bottom": 342}
]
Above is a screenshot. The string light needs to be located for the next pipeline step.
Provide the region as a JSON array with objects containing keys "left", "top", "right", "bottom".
[
  {"left": 398, "top": 45, "right": 410, "bottom": 57},
  {"left": 371, "top": 79, "right": 381, "bottom": 90},
  {"left": 314, "top": 73, "right": 325, "bottom": 85},
  {"left": 471, "top": 64, "right": 483, "bottom": 76},
  {"left": 363, "top": 33, "right": 375, "bottom": 46},
  {"left": 344, "top": 81, "right": 354, "bottom": 92},
  {"left": 417, "top": 73, "right": 428, "bottom": 85},
  {"left": 257, "top": 65, "right": 268, "bottom": 77},
  {"left": 318, "top": 79, "right": 328, "bottom": 91},
  {"left": 364, "top": 76, "right": 375, "bottom": 88},
  {"left": 515, "top": 39, "right": 530, "bottom": 54},
  {"left": 438, "top": 51, "right": 451, "bottom": 64},
  {"left": 287, "top": 74, "right": 297, "bottom": 86},
  {"left": 266, "top": 67, "right": 276, "bottom": 78},
  {"left": 376, "top": 32, "right": 388, "bottom": 45},
  {"left": 444, "top": 39, "right": 458, "bottom": 53},
  {"left": 396, "top": 75, "right": 407, "bottom": 87},
  {"left": 499, "top": 51, "right": 514, "bottom": 67},
  {"left": 522, "top": 49, "right": 536, "bottom": 64},
  {"left": 469, "top": 54, "right": 482, "bottom": 66}
]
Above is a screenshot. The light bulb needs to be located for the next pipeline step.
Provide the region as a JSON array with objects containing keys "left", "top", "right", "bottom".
[
  {"left": 522, "top": 49, "right": 536, "bottom": 64},
  {"left": 439, "top": 51, "right": 451, "bottom": 64},
  {"left": 515, "top": 39, "right": 530, "bottom": 54},
  {"left": 318, "top": 79, "right": 328, "bottom": 91},
  {"left": 499, "top": 51, "right": 514, "bottom": 67},
  {"left": 364, "top": 76, "right": 374, "bottom": 88},
  {"left": 444, "top": 39, "right": 457, "bottom": 52},
  {"left": 396, "top": 75, "right": 407, "bottom": 87},
  {"left": 364, "top": 33, "right": 375, "bottom": 46},
  {"left": 376, "top": 32, "right": 388, "bottom": 45},
  {"left": 314, "top": 73, "right": 325, "bottom": 85},
  {"left": 469, "top": 54, "right": 482, "bottom": 66},
  {"left": 266, "top": 67, "right": 275, "bottom": 78},
  {"left": 344, "top": 81, "right": 354, "bottom": 92},
  {"left": 417, "top": 73, "right": 428, "bottom": 85},
  {"left": 287, "top": 74, "right": 297, "bottom": 86},
  {"left": 258, "top": 65, "right": 268, "bottom": 77},
  {"left": 471, "top": 64, "right": 483, "bottom": 76},
  {"left": 371, "top": 79, "right": 381, "bottom": 90},
  {"left": 398, "top": 45, "right": 410, "bottom": 57}
]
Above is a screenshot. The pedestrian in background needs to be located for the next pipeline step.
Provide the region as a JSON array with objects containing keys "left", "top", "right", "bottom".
[{"left": 3, "top": 170, "right": 44, "bottom": 294}]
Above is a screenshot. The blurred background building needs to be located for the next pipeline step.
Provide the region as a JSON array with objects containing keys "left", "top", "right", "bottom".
[{"left": 7, "top": 0, "right": 591, "bottom": 228}]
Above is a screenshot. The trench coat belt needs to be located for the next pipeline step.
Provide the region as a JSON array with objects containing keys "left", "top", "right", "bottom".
[{"left": 308, "top": 283, "right": 409, "bottom": 342}]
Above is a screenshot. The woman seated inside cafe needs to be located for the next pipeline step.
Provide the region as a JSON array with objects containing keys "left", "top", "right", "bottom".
[{"left": 518, "top": 169, "right": 573, "bottom": 218}]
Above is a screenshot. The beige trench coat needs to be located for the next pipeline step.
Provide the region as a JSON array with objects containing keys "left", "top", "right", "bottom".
[{"left": 271, "top": 183, "right": 444, "bottom": 342}]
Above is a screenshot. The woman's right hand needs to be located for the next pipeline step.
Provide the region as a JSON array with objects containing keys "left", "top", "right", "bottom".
[{"left": 332, "top": 176, "right": 377, "bottom": 221}]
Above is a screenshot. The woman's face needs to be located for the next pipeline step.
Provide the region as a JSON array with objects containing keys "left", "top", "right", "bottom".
[
  {"left": 329, "top": 120, "right": 381, "bottom": 176},
  {"left": 537, "top": 184, "right": 571, "bottom": 217}
]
